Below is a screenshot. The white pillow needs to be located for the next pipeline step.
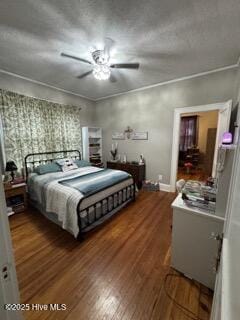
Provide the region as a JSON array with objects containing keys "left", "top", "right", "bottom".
[{"left": 55, "top": 158, "right": 78, "bottom": 172}]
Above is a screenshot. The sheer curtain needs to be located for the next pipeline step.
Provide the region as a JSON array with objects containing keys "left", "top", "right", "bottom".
[
  {"left": 179, "top": 116, "right": 198, "bottom": 152},
  {"left": 0, "top": 89, "right": 82, "bottom": 174}
]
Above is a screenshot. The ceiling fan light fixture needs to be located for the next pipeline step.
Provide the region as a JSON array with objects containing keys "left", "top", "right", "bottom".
[{"left": 93, "top": 64, "right": 111, "bottom": 80}]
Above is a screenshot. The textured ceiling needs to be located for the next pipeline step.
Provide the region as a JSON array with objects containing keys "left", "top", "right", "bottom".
[{"left": 0, "top": 0, "right": 240, "bottom": 100}]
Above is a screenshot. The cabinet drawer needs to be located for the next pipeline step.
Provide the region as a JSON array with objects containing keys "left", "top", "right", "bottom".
[
  {"left": 5, "top": 186, "right": 25, "bottom": 197},
  {"left": 171, "top": 207, "right": 224, "bottom": 289}
]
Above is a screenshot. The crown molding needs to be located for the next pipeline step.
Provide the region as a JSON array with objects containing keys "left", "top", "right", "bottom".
[
  {"left": 0, "top": 68, "right": 94, "bottom": 102},
  {"left": 0, "top": 62, "right": 239, "bottom": 102},
  {"left": 95, "top": 64, "right": 238, "bottom": 101}
]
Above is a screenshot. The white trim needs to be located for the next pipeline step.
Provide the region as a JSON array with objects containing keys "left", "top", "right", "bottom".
[
  {"left": 221, "top": 239, "right": 231, "bottom": 320},
  {"left": 160, "top": 183, "right": 171, "bottom": 192},
  {"left": 95, "top": 64, "right": 238, "bottom": 101},
  {"left": 0, "top": 64, "right": 238, "bottom": 102},
  {"left": 212, "top": 100, "right": 232, "bottom": 177},
  {"left": 170, "top": 100, "right": 232, "bottom": 192},
  {"left": 0, "top": 68, "right": 94, "bottom": 102},
  {"left": 0, "top": 177, "right": 22, "bottom": 319}
]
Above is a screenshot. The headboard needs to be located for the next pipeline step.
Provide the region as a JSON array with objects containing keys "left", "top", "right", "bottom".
[{"left": 24, "top": 150, "right": 81, "bottom": 177}]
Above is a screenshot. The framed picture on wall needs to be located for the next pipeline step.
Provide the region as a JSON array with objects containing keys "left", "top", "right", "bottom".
[
  {"left": 112, "top": 132, "right": 125, "bottom": 140},
  {"left": 132, "top": 132, "right": 148, "bottom": 140}
]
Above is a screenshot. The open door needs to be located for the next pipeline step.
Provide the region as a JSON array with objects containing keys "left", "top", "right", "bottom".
[
  {"left": 0, "top": 124, "right": 22, "bottom": 320},
  {"left": 211, "top": 136, "right": 240, "bottom": 319},
  {"left": 170, "top": 100, "right": 232, "bottom": 192},
  {"left": 212, "top": 100, "right": 232, "bottom": 177}
]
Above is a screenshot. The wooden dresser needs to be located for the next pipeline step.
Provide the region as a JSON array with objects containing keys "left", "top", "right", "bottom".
[
  {"left": 107, "top": 161, "right": 145, "bottom": 189},
  {"left": 4, "top": 182, "right": 27, "bottom": 214}
]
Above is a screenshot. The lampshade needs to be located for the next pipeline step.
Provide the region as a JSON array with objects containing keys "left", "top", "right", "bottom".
[{"left": 5, "top": 161, "right": 18, "bottom": 172}]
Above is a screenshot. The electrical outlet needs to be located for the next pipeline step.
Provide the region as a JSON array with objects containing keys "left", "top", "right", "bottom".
[{"left": 158, "top": 174, "right": 163, "bottom": 181}]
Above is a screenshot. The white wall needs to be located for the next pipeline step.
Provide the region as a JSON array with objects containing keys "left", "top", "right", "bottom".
[{"left": 94, "top": 68, "right": 237, "bottom": 184}]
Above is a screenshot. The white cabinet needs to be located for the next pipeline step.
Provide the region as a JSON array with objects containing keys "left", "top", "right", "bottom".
[
  {"left": 82, "top": 127, "right": 103, "bottom": 166},
  {"left": 171, "top": 194, "right": 224, "bottom": 289}
]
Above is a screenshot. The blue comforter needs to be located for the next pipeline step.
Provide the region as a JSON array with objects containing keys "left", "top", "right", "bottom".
[{"left": 59, "top": 169, "right": 131, "bottom": 197}]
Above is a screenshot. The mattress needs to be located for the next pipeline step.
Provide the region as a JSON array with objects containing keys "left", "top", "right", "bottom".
[{"left": 28, "top": 166, "right": 134, "bottom": 237}]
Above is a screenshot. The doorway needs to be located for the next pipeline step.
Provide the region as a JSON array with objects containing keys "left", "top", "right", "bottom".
[
  {"left": 177, "top": 110, "right": 219, "bottom": 182},
  {"left": 170, "top": 100, "right": 232, "bottom": 192}
]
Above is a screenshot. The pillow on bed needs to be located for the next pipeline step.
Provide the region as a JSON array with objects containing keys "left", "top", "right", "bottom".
[
  {"left": 34, "top": 162, "right": 61, "bottom": 175},
  {"left": 55, "top": 158, "right": 78, "bottom": 172},
  {"left": 75, "top": 159, "right": 91, "bottom": 167}
]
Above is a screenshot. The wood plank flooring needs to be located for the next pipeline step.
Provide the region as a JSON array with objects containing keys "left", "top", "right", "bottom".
[
  {"left": 9, "top": 191, "right": 213, "bottom": 320},
  {"left": 177, "top": 167, "right": 209, "bottom": 182}
]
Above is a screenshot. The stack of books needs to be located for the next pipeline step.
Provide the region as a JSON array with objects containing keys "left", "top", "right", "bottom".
[
  {"left": 6, "top": 195, "right": 25, "bottom": 213},
  {"left": 89, "top": 143, "right": 100, "bottom": 147},
  {"left": 90, "top": 153, "right": 102, "bottom": 165}
]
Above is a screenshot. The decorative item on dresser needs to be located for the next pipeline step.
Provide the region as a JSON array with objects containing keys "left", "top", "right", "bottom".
[
  {"left": 4, "top": 182, "right": 27, "bottom": 215},
  {"left": 82, "top": 127, "right": 103, "bottom": 167},
  {"left": 107, "top": 161, "right": 145, "bottom": 189},
  {"left": 110, "top": 142, "right": 118, "bottom": 161}
]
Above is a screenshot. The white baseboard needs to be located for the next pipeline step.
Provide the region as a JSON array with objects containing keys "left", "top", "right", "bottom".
[{"left": 159, "top": 183, "right": 171, "bottom": 192}]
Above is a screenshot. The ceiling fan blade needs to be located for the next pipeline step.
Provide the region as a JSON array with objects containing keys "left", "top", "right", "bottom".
[
  {"left": 77, "top": 70, "right": 93, "bottom": 79},
  {"left": 109, "top": 73, "right": 117, "bottom": 83},
  {"left": 110, "top": 63, "right": 140, "bottom": 69},
  {"left": 61, "top": 53, "right": 92, "bottom": 65}
]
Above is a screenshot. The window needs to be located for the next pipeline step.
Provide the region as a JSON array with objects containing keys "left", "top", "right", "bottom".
[{"left": 179, "top": 116, "right": 198, "bottom": 152}]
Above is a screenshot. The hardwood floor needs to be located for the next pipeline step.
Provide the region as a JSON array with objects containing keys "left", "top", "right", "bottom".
[
  {"left": 177, "top": 167, "right": 209, "bottom": 182},
  {"left": 9, "top": 191, "right": 213, "bottom": 320}
]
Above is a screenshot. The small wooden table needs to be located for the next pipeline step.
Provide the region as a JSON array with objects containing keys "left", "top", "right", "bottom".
[
  {"left": 107, "top": 161, "right": 146, "bottom": 189},
  {"left": 4, "top": 182, "right": 27, "bottom": 214}
]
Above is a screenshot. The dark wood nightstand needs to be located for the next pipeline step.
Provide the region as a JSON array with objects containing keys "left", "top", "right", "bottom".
[
  {"left": 4, "top": 182, "right": 27, "bottom": 214},
  {"left": 107, "top": 161, "right": 146, "bottom": 189}
]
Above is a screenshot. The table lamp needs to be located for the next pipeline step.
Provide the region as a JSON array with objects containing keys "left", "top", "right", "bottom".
[{"left": 5, "top": 161, "right": 18, "bottom": 182}]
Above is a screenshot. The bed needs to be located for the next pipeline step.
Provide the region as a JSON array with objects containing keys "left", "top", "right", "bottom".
[{"left": 25, "top": 150, "right": 135, "bottom": 240}]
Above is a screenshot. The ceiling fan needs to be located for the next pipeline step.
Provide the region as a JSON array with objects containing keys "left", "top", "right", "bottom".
[{"left": 61, "top": 39, "right": 140, "bottom": 82}]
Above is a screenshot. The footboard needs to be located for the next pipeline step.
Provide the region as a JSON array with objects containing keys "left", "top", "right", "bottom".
[{"left": 77, "top": 182, "right": 135, "bottom": 239}]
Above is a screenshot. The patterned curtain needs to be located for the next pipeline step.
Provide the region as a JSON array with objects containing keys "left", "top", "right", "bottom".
[
  {"left": 0, "top": 89, "right": 82, "bottom": 174},
  {"left": 179, "top": 116, "right": 198, "bottom": 152}
]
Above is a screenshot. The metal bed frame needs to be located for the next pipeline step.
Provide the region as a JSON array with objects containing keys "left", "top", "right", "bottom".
[{"left": 25, "top": 150, "right": 135, "bottom": 240}]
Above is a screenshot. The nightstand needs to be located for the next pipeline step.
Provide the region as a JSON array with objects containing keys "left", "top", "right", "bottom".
[
  {"left": 4, "top": 182, "right": 27, "bottom": 214},
  {"left": 107, "top": 161, "right": 146, "bottom": 189}
]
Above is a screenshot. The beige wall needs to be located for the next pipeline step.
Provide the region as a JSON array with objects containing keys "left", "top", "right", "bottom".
[
  {"left": 0, "top": 67, "right": 238, "bottom": 185},
  {"left": 94, "top": 68, "right": 237, "bottom": 184},
  {"left": 231, "top": 64, "right": 240, "bottom": 133},
  {"left": 198, "top": 111, "right": 218, "bottom": 154},
  {"left": 235, "top": 65, "right": 240, "bottom": 103},
  {"left": 182, "top": 111, "right": 219, "bottom": 154},
  {"left": 0, "top": 71, "right": 95, "bottom": 127}
]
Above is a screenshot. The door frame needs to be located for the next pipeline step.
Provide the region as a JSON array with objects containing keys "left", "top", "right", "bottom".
[
  {"left": 0, "top": 163, "right": 22, "bottom": 319},
  {"left": 170, "top": 100, "right": 232, "bottom": 192}
]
